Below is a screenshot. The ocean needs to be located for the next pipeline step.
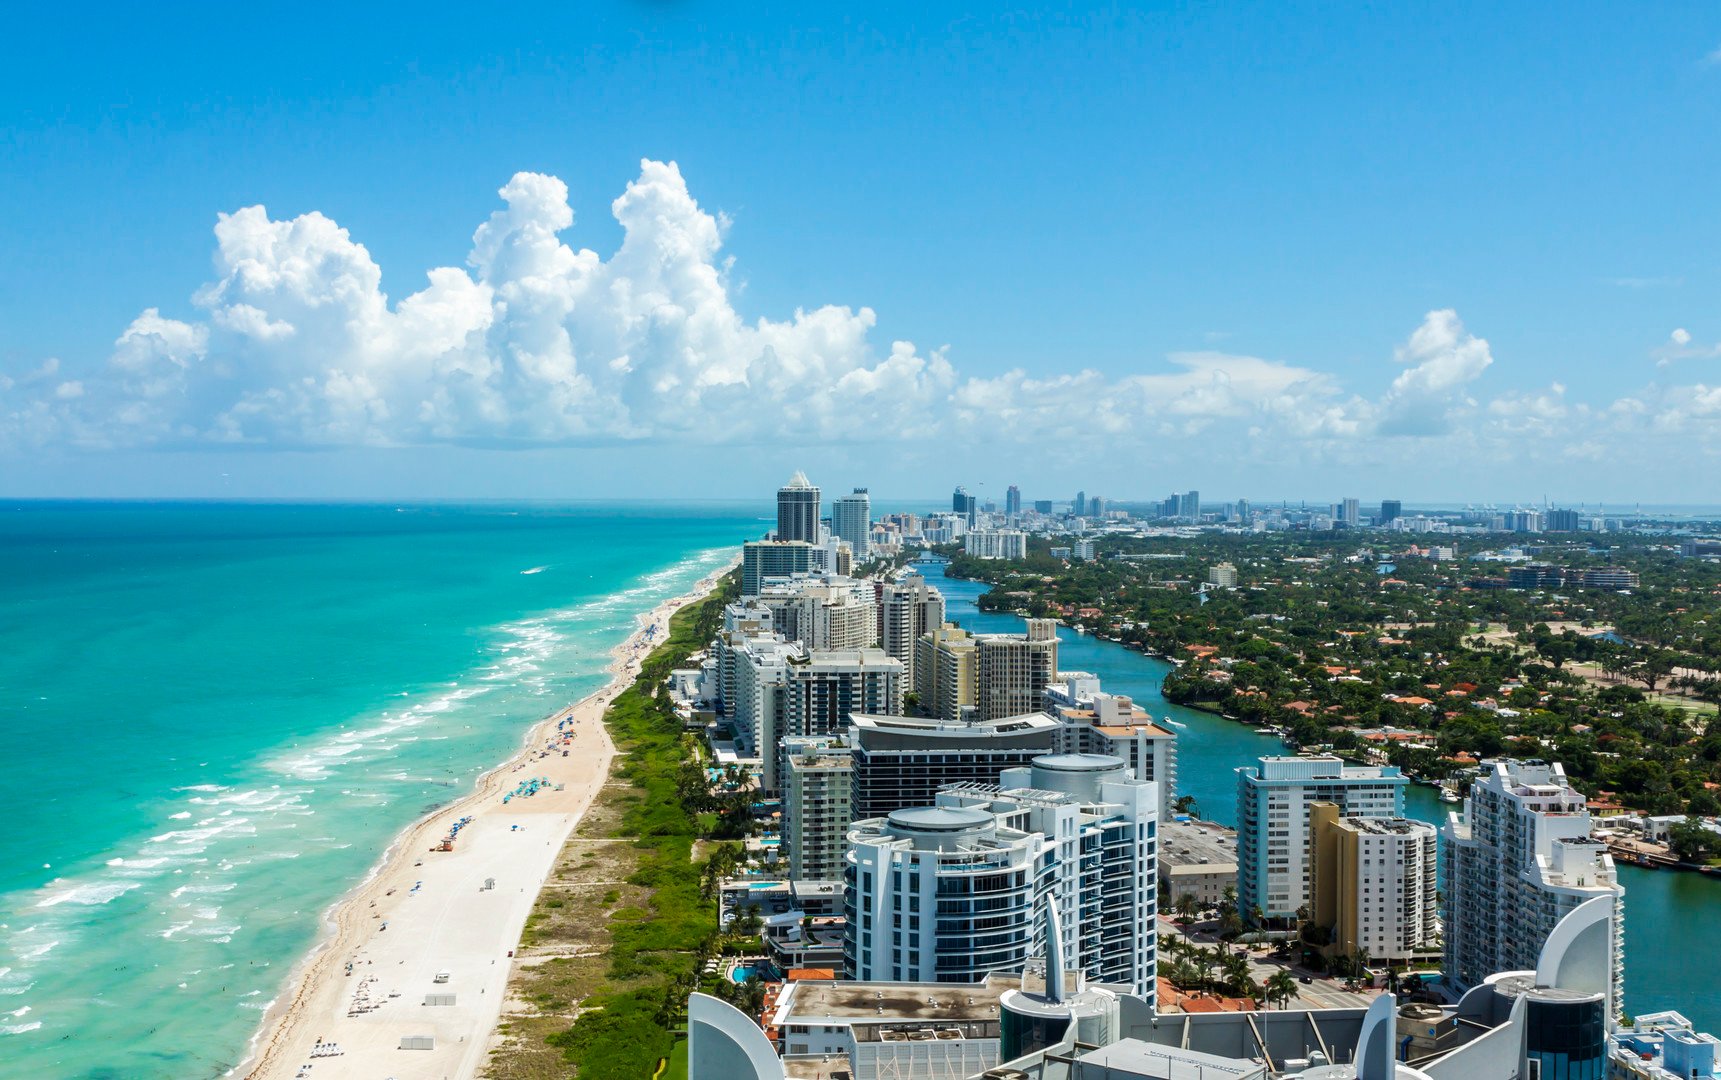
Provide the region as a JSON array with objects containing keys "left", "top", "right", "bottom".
[{"left": 0, "top": 501, "right": 761, "bottom": 1079}]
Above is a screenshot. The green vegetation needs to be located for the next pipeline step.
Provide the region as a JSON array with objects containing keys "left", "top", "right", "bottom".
[
  {"left": 950, "top": 532, "right": 1721, "bottom": 815},
  {"left": 487, "top": 571, "right": 766, "bottom": 1080}
]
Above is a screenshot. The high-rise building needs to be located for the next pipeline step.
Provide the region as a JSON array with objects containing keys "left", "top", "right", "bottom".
[
  {"left": 848, "top": 711, "right": 1060, "bottom": 822},
  {"left": 782, "top": 735, "right": 853, "bottom": 883},
  {"left": 1442, "top": 759, "right": 1625, "bottom": 1019},
  {"left": 1309, "top": 804, "right": 1439, "bottom": 965},
  {"left": 952, "top": 484, "right": 978, "bottom": 525},
  {"left": 976, "top": 620, "right": 1059, "bottom": 720},
  {"left": 1005, "top": 485, "right": 1022, "bottom": 517},
  {"left": 773, "top": 648, "right": 903, "bottom": 788},
  {"left": 1032, "top": 499, "right": 1053, "bottom": 515},
  {"left": 1341, "top": 497, "right": 1360, "bottom": 527},
  {"left": 726, "top": 635, "right": 803, "bottom": 765},
  {"left": 844, "top": 753, "right": 1156, "bottom": 991},
  {"left": 832, "top": 488, "right": 872, "bottom": 558},
  {"left": 1235, "top": 756, "right": 1407, "bottom": 921},
  {"left": 777, "top": 470, "right": 821, "bottom": 544},
  {"left": 741, "top": 540, "right": 818, "bottom": 597},
  {"left": 963, "top": 529, "right": 1028, "bottom": 560},
  {"left": 1049, "top": 692, "right": 1178, "bottom": 818},
  {"left": 1379, "top": 499, "right": 1402, "bottom": 525},
  {"left": 1177, "top": 490, "right": 1201, "bottom": 520},
  {"left": 878, "top": 574, "right": 945, "bottom": 688},
  {"left": 1546, "top": 508, "right": 1582, "bottom": 532},
  {"left": 1089, "top": 495, "right": 1108, "bottom": 520},
  {"left": 1074, "top": 490, "right": 1087, "bottom": 517},
  {"left": 914, "top": 624, "right": 977, "bottom": 722}
]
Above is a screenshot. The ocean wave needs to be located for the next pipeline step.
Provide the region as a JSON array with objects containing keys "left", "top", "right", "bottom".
[
  {"left": 1, "top": 1021, "right": 41, "bottom": 1035},
  {"left": 35, "top": 881, "right": 141, "bottom": 908},
  {"left": 520, "top": 565, "right": 549, "bottom": 575},
  {"left": 173, "top": 784, "right": 225, "bottom": 793}
]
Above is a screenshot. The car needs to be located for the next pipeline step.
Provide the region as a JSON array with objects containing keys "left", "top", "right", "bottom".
[{"left": 1299, "top": 975, "right": 1312, "bottom": 984}]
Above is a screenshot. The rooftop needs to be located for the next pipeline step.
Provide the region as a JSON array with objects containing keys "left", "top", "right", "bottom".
[{"left": 776, "top": 974, "right": 1019, "bottom": 1023}]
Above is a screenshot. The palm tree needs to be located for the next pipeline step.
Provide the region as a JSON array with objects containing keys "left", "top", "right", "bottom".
[
  {"left": 1265, "top": 970, "right": 1299, "bottom": 1010},
  {"left": 1176, "top": 893, "right": 1200, "bottom": 922},
  {"left": 1172, "top": 794, "right": 1199, "bottom": 818}
]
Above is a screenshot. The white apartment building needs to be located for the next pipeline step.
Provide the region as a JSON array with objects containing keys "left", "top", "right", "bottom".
[
  {"left": 976, "top": 620, "right": 1059, "bottom": 721},
  {"left": 782, "top": 735, "right": 853, "bottom": 883},
  {"left": 964, "top": 529, "right": 1028, "bottom": 560},
  {"left": 1443, "top": 759, "right": 1626, "bottom": 1018},
  {"left": 1235, "top": 756, "right": 1407, "bottom": 922},
  {"left": 1073, "top": 539, "right": 1096, "bottom": 561},
  {"left": 844, "top": 754, "right": 1157, "bottom": 993},
  {"left": 1050, "top": 692, "right": 1178, "bottom": 818},
  {"left": 1309, "top": 804, "right": 1439, "bottom": 965},
  {"left": 758, "top": 577, "right": 877, "bottom": 652},
  {"left": 832, "top": 488, "right": 872, "bottom": 558}
]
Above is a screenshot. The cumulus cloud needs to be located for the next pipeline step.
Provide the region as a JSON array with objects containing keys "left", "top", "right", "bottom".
[
  {"left": 4, "top": 161, "right": 955, "bottom": 450},
  {"left": 5, "top": 159, "right": 1721, "bottom": 476}
]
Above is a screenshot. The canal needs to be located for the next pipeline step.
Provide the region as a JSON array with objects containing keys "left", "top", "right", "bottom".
[{"left": 925, "top": 559, "right": 1721, "bottom": 1029}]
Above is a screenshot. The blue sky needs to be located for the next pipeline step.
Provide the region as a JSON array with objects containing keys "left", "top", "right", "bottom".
[{"left": 3, "top": 3, "right": 1720, "bottom": 504}]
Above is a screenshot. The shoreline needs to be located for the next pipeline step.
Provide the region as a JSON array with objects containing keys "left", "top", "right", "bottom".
[{"left": 236, "top": 555, "right": 736, "bottom": 1080}]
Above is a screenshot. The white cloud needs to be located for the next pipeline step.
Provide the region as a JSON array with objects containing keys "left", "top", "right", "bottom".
[{"left": 6, "top": 160, "right": 1721, "bottom": 482}]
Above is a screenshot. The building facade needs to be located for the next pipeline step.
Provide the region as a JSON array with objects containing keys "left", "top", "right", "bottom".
[
  {"left": 776, "top": 470, "right": 821, "bottom": 544},
  {"left": 1442, "top": 759, "right": 1626, "bottom": 1019},
  {"left": 1235, "top": 756, "right": 1407, "bottom": 922},
  {"left": 964, "top": 529, "right": 1029, "bottom": 560},
  {"left": 880, "top": 575, "right": 946, "bottom": 689},
  {"left": 782, "top": 735, "right": 854, "bottom": 883},
  {"left": 848, "top": 712, "right": 1060, "bottom": 822},
  {"left": 914, "top": 624, "right": 977, "bottom": 723},
  {"left": 833, "top": 488, "right": 872, "bottom": 558},
  {"left": 1309, "top": 804, "right": 1439, "bottom": 965},
  {"left": 976, "top": 621, "right": 1059, "bottom": 720},
  {"left": 1050, "top": 693, "right": 1178, "bottom": 818},
  {"left": 741, "top": 540, "right": 818, "bottom": 597},
  {"left": 844, "top": 754, "right": 1157, "bottom": 993}
]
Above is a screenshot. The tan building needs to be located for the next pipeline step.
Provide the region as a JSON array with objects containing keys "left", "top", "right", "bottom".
[
  {"left": 1158, "top": 819, "right": 1238, "bottom": 909},
  {"left": 1309, "top": 802, "right": 1439, "bottom": 965},
  {"left": 913, "top": 624, "right": 977, "bottom": 723}
]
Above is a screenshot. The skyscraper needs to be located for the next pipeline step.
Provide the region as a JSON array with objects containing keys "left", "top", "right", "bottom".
[
  {"left": 952, "top": 484, "right": 978, "bottom": 525},
  {"left": 879, "top": 574, "right": 945, "bottom": 687},
  {"left": 1379, "top": 499, "right": 1402, "bottom": 525},
  {"left": 777, "top": 470, "right": 821, "bottom": 543},
  {"left": 1177, "top": 490, "right": 1200, "bottom": 520},
  {"left": 1442, "top": 760, "right": 1625, "bottom": 1019},
  {"left": 1074, "top": 490, "right": 1087, "bottom": 517},
  {"left": 832, "top": 487, "right": 871, "bottom": 557},
  {"left": 1341, "top": 497, "right": 1360, "bottom": 527},
  {"left": 1005, "top": 484, "right": 1021, "bottom": 517}
]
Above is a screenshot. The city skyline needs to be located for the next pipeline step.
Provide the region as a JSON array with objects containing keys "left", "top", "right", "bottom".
[{"left": 4, "top": 8, "right": 1721, "bottom": 501}]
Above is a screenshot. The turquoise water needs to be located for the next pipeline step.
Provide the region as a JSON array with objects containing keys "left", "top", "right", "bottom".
[
  {"left": 926, "top": 559, "right": 1721, "bottom": 1031},
  {"left": 0, "top": 501, "right": 760, "bottom": 1078}
]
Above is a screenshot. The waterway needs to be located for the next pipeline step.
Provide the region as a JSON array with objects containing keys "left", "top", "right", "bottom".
[{"left": 923, "top": 559, "right": 1721, "bottom": 1030}]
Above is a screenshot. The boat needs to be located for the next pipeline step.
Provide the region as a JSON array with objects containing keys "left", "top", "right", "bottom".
[{"left": 1440, "top": 787, "right": 1460, "bottom": 804}]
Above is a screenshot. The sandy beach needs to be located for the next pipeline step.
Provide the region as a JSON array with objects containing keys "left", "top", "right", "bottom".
[{"left": 238, "top": 559, "right": 733, "bottom": 1080}]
